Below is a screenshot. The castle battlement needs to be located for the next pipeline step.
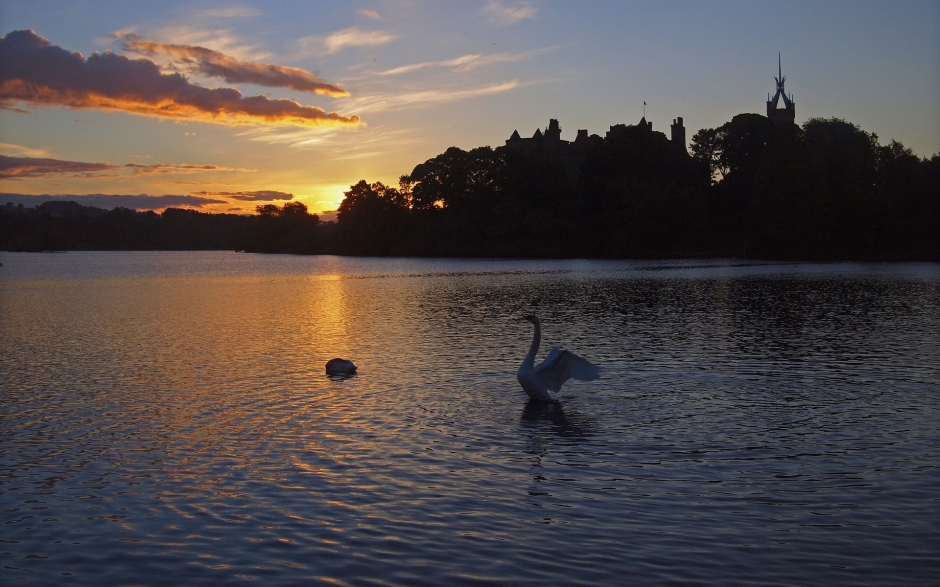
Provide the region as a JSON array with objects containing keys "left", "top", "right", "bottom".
[{"left": 505, "top": 115, "right": 687, "bottom": 181}]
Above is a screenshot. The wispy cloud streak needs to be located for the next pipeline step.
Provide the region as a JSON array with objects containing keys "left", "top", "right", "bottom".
[
  {"left": 118, "top": 33, "right": 349, "bottom": 97},
  {"left": 342, "top": 80, "right": 519, "bottom": 113},
  {"left": 0, "top": 142, "right": 49, "bottom": 157},
  {"left": 135, "top": 25, "right": 268, "bottom": 62},
  {"left": 235, "top": 125, "right": 418, "bottom": 164},
  {"left": 299, "top": 27, "right": 396, "bottom": 55},
  {"left": 483, "top": 1, "right": 538, "bottom": 26},
  {"left": 379, "top": 46, "right": 559, "bottom": 75},
  {"left": 190, "top": 6, "right": 262, "bottom": 20},
  {"left": 0, "top": 30, "right": 360, "bottom": 127},
  {"left": 236, "top": 79, "right": 521, "bottom": 151}
]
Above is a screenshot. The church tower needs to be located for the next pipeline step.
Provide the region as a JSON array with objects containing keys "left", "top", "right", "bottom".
[{"left": 766, "top": 54, "right": 795, "bottom": 125}]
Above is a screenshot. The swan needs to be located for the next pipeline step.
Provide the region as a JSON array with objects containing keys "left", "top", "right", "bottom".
[
  {"left": 517, "top": 314, "right": 600, "bottom": 401},
  {"left": 326, "top": 358, "right": 357, "bottom": 377}
]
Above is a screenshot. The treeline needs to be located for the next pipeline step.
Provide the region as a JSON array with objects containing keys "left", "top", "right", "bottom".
[
  {"left": 329, "top": 115, "right": 939, "bottom": 259},
  {"left": 333, "top": 124, "right": 709, "bottom": 257},
  {"left": 690, "top": 115, "right": 939, "bottom": 258},
  {"left": 2, "top": 114, "right": 938, "bottom": 260},
  {"left": 1, "top": 201, "right": 254, "bottom": 251}
]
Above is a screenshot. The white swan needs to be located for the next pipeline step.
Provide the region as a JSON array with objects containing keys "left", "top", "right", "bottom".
[{"left": 517, "top": 314, "right": 600, "bottom": 401}]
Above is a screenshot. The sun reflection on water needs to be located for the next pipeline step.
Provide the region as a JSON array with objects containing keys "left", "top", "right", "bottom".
[{"left": 0, "top": 253, "right": 937, "bottom": 586}]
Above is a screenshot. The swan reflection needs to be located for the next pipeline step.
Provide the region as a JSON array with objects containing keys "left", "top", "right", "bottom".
[
  {"left": 326, "top": 372, "right": 358, "bottom": 381},
  {"left": 520, "top": 400, "right": 593, "bottom": 438},
  {"left": 520, "top": 400, "right": 597, "bottom": 500}
]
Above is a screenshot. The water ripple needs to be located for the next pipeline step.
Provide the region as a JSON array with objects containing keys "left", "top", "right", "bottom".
[{"left": 1, "top": 253, "right": 938, "bottom": 586}]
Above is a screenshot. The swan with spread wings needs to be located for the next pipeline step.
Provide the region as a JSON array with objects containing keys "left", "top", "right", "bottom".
[{"left": 517, "top": 315, "right": 600, "bottom": 401}]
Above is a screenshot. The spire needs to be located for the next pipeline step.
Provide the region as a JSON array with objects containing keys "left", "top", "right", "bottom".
[
  {"left": 774, "top": 54, "right": 787, "bottom": 96},
  {"left": 767, "top": 54, "right": 795, "bottom": 124}
]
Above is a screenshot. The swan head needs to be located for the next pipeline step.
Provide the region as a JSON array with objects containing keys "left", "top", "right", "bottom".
[{"left": 523, "top": 314, "right": 538, "bottom": 324}]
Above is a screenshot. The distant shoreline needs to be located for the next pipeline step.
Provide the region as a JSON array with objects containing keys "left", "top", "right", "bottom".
[
  {"left": 3, "top": 247, "right": 937, "bottom": 264},
  {"left": 4, "top": 115, "right": 938, "bottom": 261}
]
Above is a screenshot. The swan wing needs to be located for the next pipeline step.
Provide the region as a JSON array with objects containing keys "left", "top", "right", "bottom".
[{"left": 534, "top": 348, "right": 600, "bottom": 392}]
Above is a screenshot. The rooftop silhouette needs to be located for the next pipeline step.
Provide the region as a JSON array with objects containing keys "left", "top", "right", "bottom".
[{"left": 505, "top": 115, "right": 688, "bottom": 181}]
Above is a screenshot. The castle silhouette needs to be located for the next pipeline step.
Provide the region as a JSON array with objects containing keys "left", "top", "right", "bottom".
[
  {"left": 504, "top": 57, "right": 793, "bottom": 180},
  {"left": 505, "top": 117, "right": 687, "bottom": 181}
]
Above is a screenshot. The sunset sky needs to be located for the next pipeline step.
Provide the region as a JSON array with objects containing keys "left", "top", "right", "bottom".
[{"left": 1, "top": 0, "right": 938, "bottom": 217}]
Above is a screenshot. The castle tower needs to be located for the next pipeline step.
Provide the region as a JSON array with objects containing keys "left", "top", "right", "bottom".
[
  {"left": 545, "top": 119, "right": 562, "bottom": 142},
  {"left": 671, "top": 117, "right": 686, "bottom": 152},
  {"left": 766, "top": 54, "right": 795, "bottom": 125}
]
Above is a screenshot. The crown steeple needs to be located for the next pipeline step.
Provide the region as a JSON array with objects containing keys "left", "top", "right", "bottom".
[{"left": 767, "top": 53, "right": 795, "bottom": 125}]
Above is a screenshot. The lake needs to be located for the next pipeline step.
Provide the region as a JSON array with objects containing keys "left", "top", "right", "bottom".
[{"left": 1, "top": 252, "right": 938, "bottom": 586}]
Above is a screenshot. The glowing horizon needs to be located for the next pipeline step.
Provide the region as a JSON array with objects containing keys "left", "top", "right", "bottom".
[{"left": 1, "top": 1, "right": 938, "bottom": 216}]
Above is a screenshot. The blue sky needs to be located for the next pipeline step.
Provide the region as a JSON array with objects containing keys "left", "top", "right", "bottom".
[{"left": 1, "top": 0, "right": 937, "bottom": 215}]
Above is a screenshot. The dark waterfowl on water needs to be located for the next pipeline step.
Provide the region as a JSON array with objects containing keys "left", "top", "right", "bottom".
[{"left": 326, "top": 358, "right": 357, "bottom": 377}]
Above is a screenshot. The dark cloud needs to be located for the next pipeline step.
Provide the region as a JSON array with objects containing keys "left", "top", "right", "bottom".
[
  {"left": 0, "top": 155, "right": 252, "bottom": 179},
  {"left": 194, "top": 190, "right": 293, "bottom": 201},
  {"left": 0, "top": 192, "right": 227, "bottom": 210},
  {"left": 0, "top": 154, "right": 118, "bottom": 179},
  {"left": 0, "top": 30, "right": 360, "bottom": 127},
  {"left": 118, "top": 33, "right": 350, "bottom": 97}
]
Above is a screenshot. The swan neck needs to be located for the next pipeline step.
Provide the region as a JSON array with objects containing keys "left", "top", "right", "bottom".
[{"left": 525, "top": 318, "right": 541, "bottom": 366}]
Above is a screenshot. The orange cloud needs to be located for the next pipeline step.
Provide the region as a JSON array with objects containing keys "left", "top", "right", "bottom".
[
  {"left": 358, "top": 9, "right": 381, "bottom": 19},
  {"left": 194, "top": 190, "right": 293, "bottom": 201},
  {"left": 0, "top": 155, "right": 118, "bottom": 179},
  {"left": 124, "top": 163, "right": 254, "bottom": 175},
  {"left": 0, "top": 30, "right": 360, "bottom": 128},
  {"left": 118, "top": 33, "right": 350, "bottom": 97}
]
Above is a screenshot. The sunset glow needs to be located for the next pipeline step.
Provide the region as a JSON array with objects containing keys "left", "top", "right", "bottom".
[{"left": 1, "top": 1, "right": 937, "bottom": 216}]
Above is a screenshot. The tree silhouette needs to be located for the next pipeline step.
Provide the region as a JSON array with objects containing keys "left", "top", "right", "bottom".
[{"left": 3, "top": 114, "right": 937, "bottom": 260}]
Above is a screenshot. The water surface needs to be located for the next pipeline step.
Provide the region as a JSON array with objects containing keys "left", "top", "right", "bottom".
[{"left": 1, "top": 252, "right": 938, "bottom": 585}]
